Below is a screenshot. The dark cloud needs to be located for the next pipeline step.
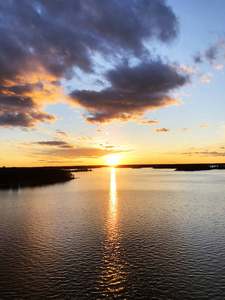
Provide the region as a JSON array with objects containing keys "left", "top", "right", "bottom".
[
  {"left": 0, "top": 0, "right": 178, "bottom": 81},
  {"left": 70, "top": 60, "right": 189, "bottom": 123},
  {"left": 193, "top": 53, "right": 203, "bottom": 64},
  {"left": 0, "top": 0, "right": 180, "bottom": 127},
  {"left": 0, "top": 111, "right": 56, "bottom": 128},
  {"left": 194, "top": 40, "right": 225, "bottom": 66},
  {"left": 0, "top": 96, "right": 35, "bottom": 110},
  {"left": 35, "top": 141, "right": 73, "bottom": 148},
  {"left": 0, "top": 80, "right": 60, "bottom": 129},
  {"left": 13, "top": 140, "right": 73, "bottom": 149},
  {"left": 8, "top": 83, "right": 44, "bottom": 95},
  {"left": 0, "top": 91, "right": 56, "bottom": 128},
  {"left": 204, "top": 46, "right": 218, "bottom": 63}
]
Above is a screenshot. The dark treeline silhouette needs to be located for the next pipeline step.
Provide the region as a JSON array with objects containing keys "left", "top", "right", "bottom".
[
  {"left": 155, "top": 164, "right": 225, "bottom": 171},
  {"left": 1, "top": 163, "right": 225, "bottom": 189},
  {"left": 0, "top": 167, "right": 74, "bottom": 188},
  {"left": 110, "top": 163, "right": 225, "bottom": 171},
  {"left": 58, "top": 163, "right": 225, "bottom": 170},
  {"left": 120, "top": 163, "right": 225, "bottom": 171}
]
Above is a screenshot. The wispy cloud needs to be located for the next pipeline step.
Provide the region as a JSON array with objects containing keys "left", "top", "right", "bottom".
[
  {"left": 35, "top": 141, "right": 74, "bottom": 149},
  {"left": 76, "top": 136, "right": 92, "bottom": 141},
  {"left": 181, "top": 151, "right": 225, "bottom": 157},
  {"left": 215, "top": 64, "right": 223, "bottom": 70},
  {"left": 16, "top": 140, "right": 74, "bottom": 149},
  {"left": 180, "top": 64, "right": 198, "bottom": 73},
  {"left": 200, "top": 72, "right": 213, "bottom": 83},
  {"left": 138, "top": 120, "right": 160, "bottom": 125},
  {"left": 198, "top": 125, "right": 210, "bottom": 128},
  {"left": 154, "top": 127, "right": 190, "bottom": 134},
  {"left": 154, "top": 128, "right": 170, "bottom": 133},
  {"left": 204, "top": 45, "right": 218, "bottom": 64},
  {"left": 55, "top": 129, "right": 69, "bottom": 137}
]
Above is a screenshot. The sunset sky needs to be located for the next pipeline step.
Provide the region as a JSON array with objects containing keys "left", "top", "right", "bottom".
[{"left": 0, "top": 0, "right": 225, "bottom": 167}]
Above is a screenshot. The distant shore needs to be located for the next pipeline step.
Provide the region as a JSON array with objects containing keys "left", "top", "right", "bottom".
[
  {"left": 93, "top": 163, "right": 225, "bottom": 172},
  {"left": 0, "top": 167, "right": 75, "bottom": 189},
  {"left": 44, "top": 163, "right": 225, "bottom": 171},
  {"left": 1, "top": 164, "right": 225, "bottom": 189},
  {"left": 119, "top": 163, "right": 225, "bottom": 171}
]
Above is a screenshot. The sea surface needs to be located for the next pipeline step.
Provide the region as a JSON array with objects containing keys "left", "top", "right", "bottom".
[{"left": 0, "top": 167, "right": 225, "bottom": 299}]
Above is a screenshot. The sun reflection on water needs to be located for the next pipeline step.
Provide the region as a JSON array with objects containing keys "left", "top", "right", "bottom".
[
  {"left": 108, "top": 167, "right": 117, "bottom": 238},
  {"left": 98, "top": 167, "right": 127, "bottom": 297}
]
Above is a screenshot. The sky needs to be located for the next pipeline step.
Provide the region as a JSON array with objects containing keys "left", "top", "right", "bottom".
[{"left": 0, "top": 0, "right": 225, "bottom": 167}]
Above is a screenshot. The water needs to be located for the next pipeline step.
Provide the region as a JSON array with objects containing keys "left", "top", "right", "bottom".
[{"left": 0, "top": 167, "right": 225, "bottom": 299}]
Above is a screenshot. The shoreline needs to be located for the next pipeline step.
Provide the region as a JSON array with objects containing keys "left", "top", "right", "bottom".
[{"left": 0, "top": 167, "right": 75, "bottom": 189}]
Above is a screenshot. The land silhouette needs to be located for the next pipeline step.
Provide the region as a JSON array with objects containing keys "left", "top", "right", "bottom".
[
  {"left": 0, "top": 167, "right": 74, "bottom": 188},
  {"left": 0, "top": 163, "right": 224, "bottom": 189}
]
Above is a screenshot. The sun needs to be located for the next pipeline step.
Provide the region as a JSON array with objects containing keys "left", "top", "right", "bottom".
[{"left": 106, "top": 155, "right": 119, "bottom": 166}]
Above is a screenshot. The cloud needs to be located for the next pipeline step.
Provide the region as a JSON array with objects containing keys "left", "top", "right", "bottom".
[
  {"left": 0, "top": 0, "right": 180, "bottom": 127},
  {"left": 77, "top": 136, "right": 92, "bottom": 141},
  {"left": 15, "top": 140, "right": 74, "bottom": 149},
  {"left": 0, "top": 111, "right": 56, "bottom": 128},
  {"left": 38, "top": 159, "right": 82, "bottom": 164},
  {"left": 214, "top": 64, "right": 223, "bottom": 70},
  {"left": 96, "top": 129, "right": 102, "bottom": 133},
  {"left": 0, "top": 0, "right": 179, "bottom": 84},
  {"left": 139, "top": 120, "right": 160, "bottom": 125},
  {"left": 39, "top": 147, "right": 125, "bottom": 159},
  {"left": 180, "top": 64, "right": 198, "bottom": 73},
  {"left": 204, "top": 45, "right": 218, "bottom": 64},
  {"left": 55, "top": 129, "right": 69, "bottom": 137},
  {"left": 154, "top": 127, "right": 190, "bottom": 134},
  {"left": 198, "top": 125, "right": 210, "bottom": 128},
  {"left": 181, "top": 151, "right": 225, "bottom": 157},
  {"left": 193, "top": 41, "right": 225, "bottom": 66},
  {"left": 70, "top": 60, "right": 189, "bottom": 123},
  {"left": 181, "top": 128, "right": 190, "bottom": 131},
  {"left": 200, "top": 72, "right": 213, "bottom": 83},
  {"left": 193, "top": 52, "right": 203, "bottom": 64},
  {"left": 35, "top": 141, "right": 74, "bottom": 148},
  {"left": 0, "top": 81, "right": 61, "bottom": 128},
  {"left": 154, "top": 127, "right": 170, "bottom": 133}
]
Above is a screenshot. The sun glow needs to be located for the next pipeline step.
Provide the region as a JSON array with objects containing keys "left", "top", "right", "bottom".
[{"left": 106, "top": 155, "right": 119, "bottom": 166}]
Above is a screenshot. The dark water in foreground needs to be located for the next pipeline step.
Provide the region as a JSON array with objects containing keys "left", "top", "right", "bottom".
[{"left": 0, "top": 167, "right": 225, "bottom": 299}]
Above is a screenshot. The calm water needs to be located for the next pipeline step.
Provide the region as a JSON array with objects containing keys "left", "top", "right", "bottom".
[{"left": 0, "top": 167, "right": 225, "bottom": 299}]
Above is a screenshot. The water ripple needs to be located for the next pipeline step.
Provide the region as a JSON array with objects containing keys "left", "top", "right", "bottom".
[{"left": 0, "top": 168, "right": 225, "bottom": 299}]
